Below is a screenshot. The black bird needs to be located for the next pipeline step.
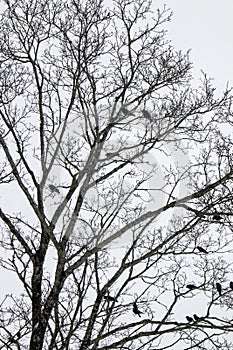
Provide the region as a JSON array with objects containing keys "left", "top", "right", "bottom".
[
  {"left": 213, "top": 214, "right": 222, "bottom": 221},
  {"left": 142, "top": 109, "right": 152, "bottom": 121},
  {"left": 133, "top": 301, "right": 142, "bottom": 317},
  {"left": 216, "top": 282, "right": 222, "bottom": 296},
  {"left": 193, "top": 314, "right": 200, "bottom": 321},
  {"left": 186, "top": 284, "right": 198, "bottom": 290},
  {"left": 104, "top": 295, "right": 117, "bottom": 302},
  {"left": 229, "top": 281, "right": 233, "bottom": 290},
  {"left": 121, "top": 107, "right": 130, "bottom": 115},
  {"left": 8, "top": 336, "right": 16, "bottom": 344},
  {"left": 186, "top": 316, "right": 193, "bottom": 322},
  {"left": 197, "top": 246, "right": 208, "bottom": 254},
  {"left": 49, "top": 184, "right": 60, "bottom": 194},
  {"left": 120, "top": 107, "right": 134, "bottom": 116}
]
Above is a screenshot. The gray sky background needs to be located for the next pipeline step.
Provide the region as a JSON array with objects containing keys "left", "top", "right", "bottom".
[
  {"left": 156, "top": 0, "right": 233, "bottom": 91},
  {"left": 2, "top": 0, "right": 233, "bottom": 298},
  {"left": 1, "top": 1, "right": 233, "bottom": 345}
]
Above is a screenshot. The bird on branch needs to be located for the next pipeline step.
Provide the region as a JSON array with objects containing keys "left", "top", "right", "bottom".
[
  {"left": 186, "top": 284, "right": 198, "bottom": 290},
  {"left": 186, "top": 316, "right": 194, "bottom": 322},
  {"left": 142, "top": 109, "right": 152, "bottom": 121},
  {"left": 213, "top": 214, "right": 222, "bottom": 221},
  {"left": 120, "top": 106, "right": 134, "bottom": 116},
  {"left": 193, "top": 314, "right": 200, "bottom": 321},
  {"left": 197, "top": 246, "right": 208, "bottom": 254},
  {"left": 216, "top": 282, "right": 222, "bottom": 296},
  {"left": 133, "top": 301, "right": 142, "bottom": 317},
  {"left": 49, "top": 184, "right": 60, "bottom": 194},
  {"left": 104, "top": 295, "right": 117, "bottom": 302}
]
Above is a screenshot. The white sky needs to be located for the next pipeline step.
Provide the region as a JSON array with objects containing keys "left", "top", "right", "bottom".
[
  {"left": 1, "top": 0, "right": 233, "bottom": 345},
  {"left": 156, "top": 0, "right": 233, "bottom": 91}
]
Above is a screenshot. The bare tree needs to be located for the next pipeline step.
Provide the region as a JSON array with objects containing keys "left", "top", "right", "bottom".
[{"left": 0, "top": 0, "right": 233, "bottom": 349}]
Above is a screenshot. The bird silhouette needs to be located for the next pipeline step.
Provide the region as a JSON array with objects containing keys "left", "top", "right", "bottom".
[
  {"left": 121, "top": 107, "right": 130, "bottom": 115},
  {"left": 197, "top": 246, "right": 208, "bottom": 254},
  {"left": 133, "top": 301, "right": 142, "bottom": 317},
  {"left": 142, "top": 109, "right": 152, "bottom": 121},
  {"left": 216, "top": 282, "right": 222, "bottom": 296},
  {"left": 213, "top": 214, "right": 222, "bottom": 221},
  {"left": 104, "top": 295, "right": 117, "bottom": 302},
  {"left": 186, "top": 316, "right": 193, "bottom": 322},
  {"left": 120, "top": 107, "right": 134, "bottom": 116},
  {"left": 186, "top": 284, "right": 198, "bottom": 290},
  {"left": 193, "top": 314, "right": 200, "bottom": 321},
  {"left": 49, "top": 184, "right": 60, "bottom": 194},
  {"left": 229, "top": 281, "right": 233, "bottom": 290}
]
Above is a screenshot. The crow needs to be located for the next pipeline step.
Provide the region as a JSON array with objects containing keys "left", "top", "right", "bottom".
[
  {"left": 229, "top": 281, "right": 233, "bottom": 290},
  {"left": 120, "top": 107, "right": 134, "bottom": 116},
  {"left": 186, "top": 284, "right": 198, "bottom": 290},
  {"left": 197, "top": 246, "right": 208, "bottom": 254},
  {"left": 216, "top": 282, "right": 222, "bottom": 296},
  {"left": 133, "top": 301, "right": 142, "bottom": 317},
  {"left": 142, "top": 109, "right": 152, "bottom": 121},
  {"left": 104, "top": 295, "right": 117, "bottom": 302},
  {"left": 121, "top": 107, "right": 130, "bottom": 115},
  {"left": 213, "top": 214, "right": 222, "bottom": 221},
  {"left": 186, "top": 316, "right": 193, "bottom": 322},
  {"left": 193, "top": 314, "right": 200, "bottom": 321},
  {"left": 49, "top": 184, "right": 60, "bottom": 194}
]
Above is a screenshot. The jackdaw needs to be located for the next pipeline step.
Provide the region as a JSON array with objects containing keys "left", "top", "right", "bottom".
[
  {"left": 216, "top": 282, "right": 222, "bottom": 296},
  {"left": 49, "top": 184, "right": 60, "bottom": 194},
  {"left": 186, "top": 316, "right": 193, "bottom": 322},
  {"left": 133, "top": 301, "right": 142, "bottom": 317},
  {"left": 213, "top": 214, "right": 222, "bottom": 221},
  {"left": 197, "top": 246, "right": 208, "bottom": 254},
  {"left": 186, "top": 284, "right": 198, "bottom": 290}
]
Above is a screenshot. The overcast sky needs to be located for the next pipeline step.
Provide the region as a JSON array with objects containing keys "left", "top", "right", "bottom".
[
  {"left": 156, "top": 0, "right": 233, "bottom": 91},
  {"left": 1, "top": 1, "right": 233, "bottom": 343}
]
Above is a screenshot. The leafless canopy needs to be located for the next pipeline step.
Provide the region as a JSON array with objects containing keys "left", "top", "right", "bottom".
[{"left": 0, "top": 0, "right": 233, "bottom": 349}]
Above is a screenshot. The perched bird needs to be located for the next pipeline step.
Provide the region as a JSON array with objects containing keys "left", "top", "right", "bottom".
[
  {"left": 133, "top": 301, "right": 142, "bottom": 317},
  {"left": 104, "top": 295, "right": 117, "bottom": 302},
  {"left": 197, "top": 246, "right": 208, "bottom": 254},
  {"left": 120, "top": 107, "right": 134, "bottom": 116},
  {"left": 229, "top": 281, "right": 233, "bottom": 290},
  {"left": 216, "top": 282, "right": 222, "bottom": 296},
  {"left": 186, "top": 284, "right": 198, "bottom": 290},
  {"left": 195, "top": 211, "right": 205, "bottom": 218},
  {"left": 142, "top": 109, "right": 152, "bottom": 121},
  {"left": 186, "top": 316, "right": 193, "bottom": 322},
  {"left": 213, "top": 214, "right": 222, "bottom": 221},
  {"left": 121, "top": 107, "right": 130, "bottom": 115},
  {"left": 49, "top": 184, "right": 60, "bottom": 194},
  {"left": 193, "top": 314, "right": 200, "bottom": 321}
]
